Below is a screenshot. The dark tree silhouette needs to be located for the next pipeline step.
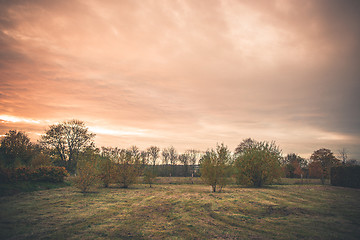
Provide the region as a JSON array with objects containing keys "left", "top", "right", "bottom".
[
  {"left": 0, "top": 130, "right": 33, "bottom": 168},
  {"left": 40, "top": 120, "right": 95, "bottom": 173}
]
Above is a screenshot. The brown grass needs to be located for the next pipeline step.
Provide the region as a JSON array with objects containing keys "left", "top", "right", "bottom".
[{"left": 0, "top": 179, "right": 359, "bottom": 239}]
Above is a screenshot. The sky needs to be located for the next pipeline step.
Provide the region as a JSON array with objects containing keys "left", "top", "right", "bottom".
[{"left": 1, "top": 0, "right": 359, "bottom": 159}]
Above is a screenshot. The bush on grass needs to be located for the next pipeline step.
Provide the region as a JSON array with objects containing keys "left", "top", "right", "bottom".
[
  {"left": 0, "top": 166, "right": 68, "bottom": 183},
  {"left": 72, "top": 154, "right": 100, "bottom": 193}
]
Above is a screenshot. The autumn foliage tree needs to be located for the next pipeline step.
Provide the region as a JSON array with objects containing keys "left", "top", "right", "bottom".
[
  {"left": 308, "top": 161, "right": 322, "bottom": 179},
  {"left": 282, "top": 153, "right": 306, "bottom": 178},
  {"left": 200, "top": 143, "right": 232, "bottom": 192},
  {"left": 186, "top": 149, "right": 200, "bottom": 183},
  {"left": 234, "top": 140, "right": 282, "bottom": 187},
  {"left": 309, "top": 148, "right": 340, "bottom": 184}
]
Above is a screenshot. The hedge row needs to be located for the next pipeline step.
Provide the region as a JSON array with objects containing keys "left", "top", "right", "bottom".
[
  {"left": 330, "top": 166, "right": 360, "bottom": 188},
  {"left": 0, "top": 166, "right": 68, "bottom": 183}
]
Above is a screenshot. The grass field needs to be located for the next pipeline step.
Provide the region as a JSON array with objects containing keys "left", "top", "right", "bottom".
[{"left": 0, "top": 179, "right": 359, "bottom": 239}]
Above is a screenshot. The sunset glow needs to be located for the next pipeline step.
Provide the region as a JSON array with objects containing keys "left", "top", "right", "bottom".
[{"left": 1, "top": 0, "right": 359, "bottom": 159}]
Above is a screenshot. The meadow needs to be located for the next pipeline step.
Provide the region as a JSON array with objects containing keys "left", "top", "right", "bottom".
[{"left": 0, "top": 178, "right": 359, "bottom": 239}]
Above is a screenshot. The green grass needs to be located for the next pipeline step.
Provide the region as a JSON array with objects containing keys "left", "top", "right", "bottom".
[{"left": 0, "top": 179, "right": 359, "bottom": 239}]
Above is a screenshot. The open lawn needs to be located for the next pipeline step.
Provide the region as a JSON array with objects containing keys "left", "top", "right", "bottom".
[{"left": 0, "top": 179, "right": 359, "bottom": 239}]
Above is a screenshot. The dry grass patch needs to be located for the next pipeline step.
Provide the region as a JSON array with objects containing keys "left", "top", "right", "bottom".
[{"left": 0, "top": 183, "right": 359, "bottom": 239}]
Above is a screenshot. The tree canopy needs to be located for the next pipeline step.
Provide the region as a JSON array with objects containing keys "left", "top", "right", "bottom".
[
  {"left": 235, "top": 141, "right": 282, "bottom": 187},
  {"left": 310, "top": 148, "right": 340, "bottom": 184},
  {"left": 40, "top": 120, "right": 95, "bottom": 173},
  {"left": 234, "top": 138, "right": 257, "bottom": 155},
  {"left": 200, "top": 143, "right": 232, "bottom": 192},
  {"left": 282, "top": 153, "right": 306, "bottom": 178},
  {"left": 0, "top": 130, "right": 33, "bottom": 168}
]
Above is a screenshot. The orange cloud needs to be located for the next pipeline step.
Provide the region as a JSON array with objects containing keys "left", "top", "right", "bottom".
[{"left": 0, "top": 0, "right": 359, "bottom": 158}]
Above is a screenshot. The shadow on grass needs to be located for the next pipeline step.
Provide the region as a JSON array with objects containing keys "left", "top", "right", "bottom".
[{"left": 0, "top": 181, "right": 70, "bottom": 197}]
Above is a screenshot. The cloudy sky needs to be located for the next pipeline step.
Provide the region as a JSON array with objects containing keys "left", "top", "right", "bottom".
[{"left": 1, "top": 0, "right": 359, "bottom": 159}]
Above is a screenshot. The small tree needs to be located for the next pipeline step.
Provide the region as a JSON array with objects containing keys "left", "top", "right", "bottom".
[
  {"left": 310, "top": 148, "right": 340, "bottom": 184},
  {"left": 72, "top": 149, "right": 100, "bottom": 193},
  {"left": 99, "top": 147, "right": 113, "bottom": 188},
  {"left": 200, "top": 144, "right": 232, "bottom": 192},
  {"left": 143, "top": 166, "right": 157, "bottom": 188},
  {"left": 112, "top": 148, "right": 141, "bottom": 188},
  {"left": 235, "top": 141, "right": 282, "bottom": 187}
]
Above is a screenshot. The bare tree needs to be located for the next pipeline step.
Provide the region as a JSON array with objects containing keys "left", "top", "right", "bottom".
[
  {"left": 338, "top": 148, "right": 348, "bottom": 165},
  {"left": 168, "top": 146, "right": 178, "bottom": 177},
  {"left": 147, "top": 146, "right": 160, "bottom": 168},
  {"left": 162, "top": 148, "right": 170, "bottom": 165},
  {"left": 129, "top": 145, "right": 141, "bottom": 162},
  {"left": 162, "top": 148, "right": 170, "bottom": 176},
  {"left": 140, "top": 150, "right": 149, "bottom": 167},
  {"left": 186, "top": 149, "right": 200, "bottom": 183},
  {"left": 178, "top": 153, "right": 190, "bottom": 177}
]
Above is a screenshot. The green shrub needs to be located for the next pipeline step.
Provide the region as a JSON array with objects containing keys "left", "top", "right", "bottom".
[
  {"left": 331, "top": 166, "right": 360, "bottom": 188},
  {"left": 234, "top": 141, "right": 282, "bottom": 187},
  {"left": 200, "top": 144, "right": 232, "bottom": 192}
]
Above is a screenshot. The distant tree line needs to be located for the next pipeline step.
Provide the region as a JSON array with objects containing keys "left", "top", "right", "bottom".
[{"left": 1, "top": 120, "right": 358, "bottom": 192}]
